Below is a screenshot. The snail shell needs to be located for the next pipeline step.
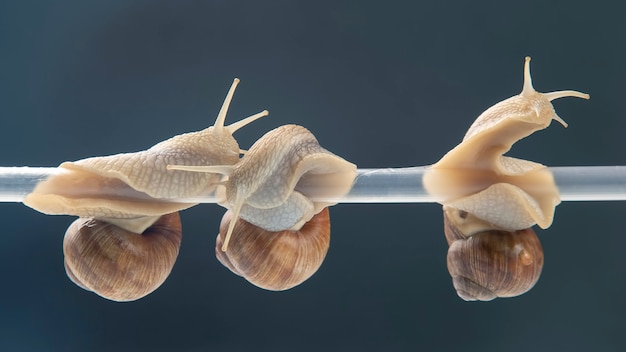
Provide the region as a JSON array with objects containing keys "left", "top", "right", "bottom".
[
  {"left": 64, "top": 212, "right": 182, "bottom": 302},
  {"left": 215, "top": 207, "right": 331, "bottom": 291},
  {"left": 444, "top": 206, "right": 543, "bottom": 301}
]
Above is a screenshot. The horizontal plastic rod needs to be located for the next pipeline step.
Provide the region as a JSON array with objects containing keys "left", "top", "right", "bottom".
[{"left": 1, "top": 166, "right": 626, "bottom": 204}]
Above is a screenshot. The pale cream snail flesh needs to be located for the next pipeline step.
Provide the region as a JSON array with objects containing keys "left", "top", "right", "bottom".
[
  {"left": 23, "top": 79, "right": 268, "bottom": 301},
  {"left": 424, "top": 57, "right": 589, "bottom": 300}
]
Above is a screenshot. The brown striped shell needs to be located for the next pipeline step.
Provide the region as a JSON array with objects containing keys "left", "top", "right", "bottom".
[
  {"left": 64, "top": 212, "right": 182, "bottom": 302},
  {"left": 215, "top": 207, "right": 331, "bottom": 291},
  {"left": 443, "top": 206, "right": 543, "bottom": 301}
]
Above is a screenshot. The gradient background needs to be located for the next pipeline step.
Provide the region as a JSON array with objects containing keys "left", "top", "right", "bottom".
[{"left": 1, "top": 1, "right": 625, "bottom": 351}]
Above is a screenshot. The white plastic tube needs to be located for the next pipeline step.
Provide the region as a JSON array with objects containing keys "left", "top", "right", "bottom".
[{"left": 2, "top": 166, "right": 626, "bottom": 204}]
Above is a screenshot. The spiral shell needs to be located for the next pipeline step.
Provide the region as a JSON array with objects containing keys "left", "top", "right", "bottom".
[
  {"left": 64, "top": 212, "right": 182, "bottom": 302},
  {"left": 215, "top": 207, "right": 331, "bottom": 291},
  {"left": 444, "top": 207, "right": 543, "bottom": 301}
]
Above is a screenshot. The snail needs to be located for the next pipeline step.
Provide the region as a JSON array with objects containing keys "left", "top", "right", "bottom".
[
  {"left": 23, "top": 79, "right": 267, "bottom": 301},
  {"left": 168, "top": 124, "right": 357, "bottom": 290},
  {"left": 423, "top": 57, "right": 589, "bottom": 300}
]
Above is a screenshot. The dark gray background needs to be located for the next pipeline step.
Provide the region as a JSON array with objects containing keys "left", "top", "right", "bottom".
[{"left": 1, "top": 1, "right": 625, "bottom": 351}]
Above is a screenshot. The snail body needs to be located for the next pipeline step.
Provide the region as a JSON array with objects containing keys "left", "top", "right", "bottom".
[
  {"left": 423, "top": 57, "right": 589, "bottom": 231},
  {"left": 169, "top": 124, "right": 357, "bottom": 250},
  {"left": 24, "top": 78, "right": 268, "bottom": 232}
]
